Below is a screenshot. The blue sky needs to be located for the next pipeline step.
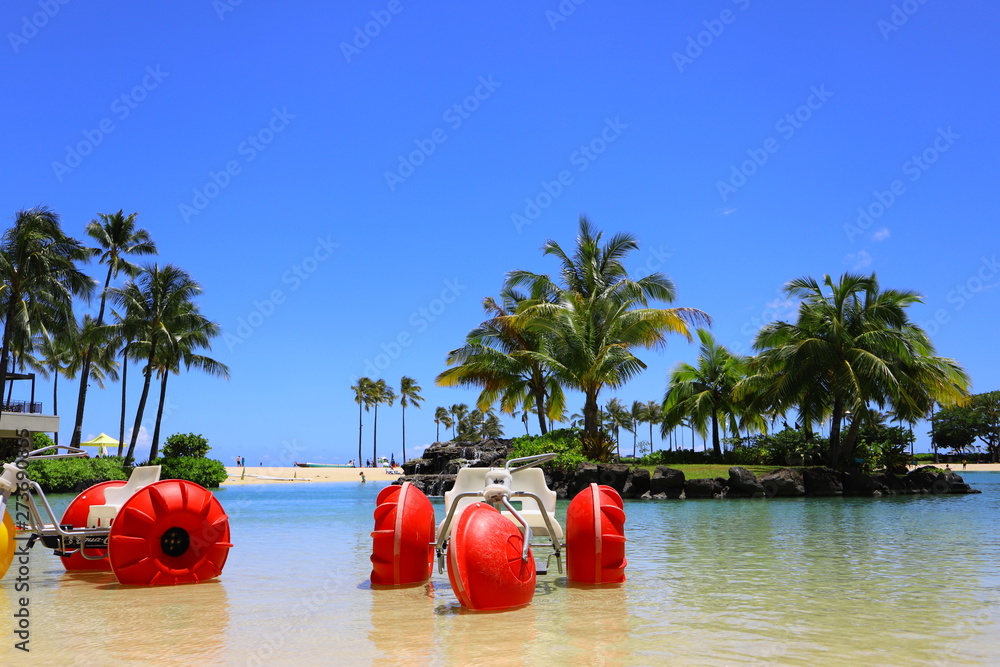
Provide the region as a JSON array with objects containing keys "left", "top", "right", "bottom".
[{"left": 3, "top": 0, "right": 998, "bottom": 464}]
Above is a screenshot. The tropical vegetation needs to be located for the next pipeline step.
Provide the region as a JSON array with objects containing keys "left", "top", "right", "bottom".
[{"left": 0, "top": 207, "right": 227, "bottom": 466}]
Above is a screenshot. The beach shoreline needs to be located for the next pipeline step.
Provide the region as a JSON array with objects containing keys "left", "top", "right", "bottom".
[
  {"left": 221, "top": 462, "right": 1000, "bottom": 485},
  {"left": 222, "top": 466, "right": 403, "bottom": 484}
]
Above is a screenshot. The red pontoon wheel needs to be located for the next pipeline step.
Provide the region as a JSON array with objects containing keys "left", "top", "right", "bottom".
[
  {"left": 447, "top": 502, "right": 536, "bottom": 610},
  {"left": 107, "top": 479, "right": 232, "bottom": 585},
  {"left": 370, "top": 482, "right": 435, "bottom": 585},
  {"left": 58, "top": 480, "right": 127, "bottom": 571},
  {"left": 566, "top": 483, "right": 627, "bottom": 584}
]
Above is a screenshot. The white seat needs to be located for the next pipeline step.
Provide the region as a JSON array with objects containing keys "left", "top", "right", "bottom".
[
  {"left": 87, "top": 466, "right": 162, "bottom": 528},
  {"left": 439, "top": 466, "right": 563, "bottom": 540},
  {"left": 503, "top": 467, "right": 563, "bottom": 539}
]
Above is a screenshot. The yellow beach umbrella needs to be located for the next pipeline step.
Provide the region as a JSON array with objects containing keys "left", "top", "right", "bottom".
[{"left": 80, "top": 432, "right": 119, "bottom": 456}]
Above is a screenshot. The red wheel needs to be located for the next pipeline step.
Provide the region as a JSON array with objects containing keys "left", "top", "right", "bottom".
[
  {"left": 447, "top": 503, "right": 536, "bottom": 610},
  {"left": 566, "top": 483, "right": 627, "bottom": 584},
  {"left": 59, "top": 480, "right": 127, "bottom": 571},
  {"left": 107, "top": 479, "right": 232, "bottom": 585},
  {"left": 370, "top": 482, "right": 435, "bottom": 585}
]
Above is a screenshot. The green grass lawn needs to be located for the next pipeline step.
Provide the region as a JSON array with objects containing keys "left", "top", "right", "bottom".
[{"left": 635, "top": 464, "right": 782, "bottom": 479}]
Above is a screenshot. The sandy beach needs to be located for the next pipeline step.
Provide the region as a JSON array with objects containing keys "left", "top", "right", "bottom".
[
  {"left": 221, "top": 463, "right": 1000, "bottom": 485},
  {"left": 222, "top": 466, "right": 403, "bottom": 484}
]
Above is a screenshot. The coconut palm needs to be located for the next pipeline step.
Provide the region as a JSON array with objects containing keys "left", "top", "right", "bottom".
[
  {"left": 662, "top": 329, "right": 754, "bottom": 458},
  {"left": 437, "top": 290, "right": 565, "bottom": 435},
  {"left": 148, "top": 312, "right": 229, "bottom": 460},
  {"left": 398, "top": 376, "right": 423, "bottom": 462},
  {"left": 449, "top": 403, "right": 468, "bottom": 439},
  {"left": 109, "top": 264, "right": 204, "bottom": 463},
  {"left": 742, "top": 273, "right": 970, "bottom": 468},
  {"left": 630, "top": 400, "right": 645, "bottom": 458},
  {"left": 352, "top": 377, "right": 373, "bottom": 465},
  {"left": 433, "top": 405, "right": 452, "bottom": 442},
  {"left": 605, "top": 398, "right": 631, "bottom": 459},
  {"left": 0, "top": 208, "right": 94, "bottom": 412},
  {"left": 507, "top": 218, "right": 709, "bottom": 438},
  {"left": 369, "top": 379, "right": 396, "bottom": 464},
  {"left": 24, "top": 327, "right": 76, "bottom": 444},
  {"left": 637, "top": 400, "right": 662, "bottom": 451},
  {"left": 69, "top": 210, "right": 156, "bottom": 448}
]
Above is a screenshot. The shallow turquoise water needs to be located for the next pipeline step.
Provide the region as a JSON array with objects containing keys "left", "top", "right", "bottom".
[{"left": 3, "top": 474, "right": 999, "bottom": 665}]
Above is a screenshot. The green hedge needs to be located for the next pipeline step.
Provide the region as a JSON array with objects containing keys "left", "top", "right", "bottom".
[
  {"left": 157, "top": 457, "right": 228, "bottom": 488},
  {"left": 25, "top": 457, "right": 129, "bottom": 493},
  {"left": 23, "top": 455, "right": 228, "bottom": 493}
]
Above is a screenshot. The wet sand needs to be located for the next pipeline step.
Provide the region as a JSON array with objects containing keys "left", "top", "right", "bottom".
[{"left": 222, "top": 466, "right": 402, "bottom": 484}]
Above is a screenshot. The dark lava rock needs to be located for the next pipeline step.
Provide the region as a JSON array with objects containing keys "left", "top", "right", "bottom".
[
  {"left": 728, "top": 466, "right": 765, "bottom": 498},
  {"left": 759, "top": 468, "right": 806, "bottom": 497},
  {"left": 905, "top": 466, "right": 941, "bottom": 494},
  {"left": 595, "top": 464, "right": 630, "bottom": 494},
  {"left": 622, "top": 467, "right": 650, "bottom": 498},
  {"left": 409, "top": 439, "right": 512, "bottom": 475},
  {"left": 684, "top": 477, "right": 725, "bottom": 499},
  {"left": 650, "top": 466, "right": 686, "bottom": 498},
  {"left": 804, "top": 467, "right": 843, "bottom": 496},
  {"left": 842, "top": 471, "right": 892, "bottom": 497}
]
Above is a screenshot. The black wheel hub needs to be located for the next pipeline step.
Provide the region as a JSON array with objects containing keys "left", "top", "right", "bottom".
[{"left": 160, "top": 527, "right": 190, "bottom": 558}]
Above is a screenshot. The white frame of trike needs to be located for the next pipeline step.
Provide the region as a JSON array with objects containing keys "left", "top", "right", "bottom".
[
  {"left": 1, "top": 443, "right": 118, "bottom": 561},
  {"left": 431, "top": 453, "right": 566, "bottom": 576}
]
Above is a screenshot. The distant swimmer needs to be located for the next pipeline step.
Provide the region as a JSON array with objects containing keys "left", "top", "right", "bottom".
[{"left": 359, "top": 471, "right": 366, "bottom": 483}]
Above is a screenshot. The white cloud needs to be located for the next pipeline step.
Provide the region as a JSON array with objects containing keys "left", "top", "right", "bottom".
[
  {"left": 843, "top": 250, "right": 872, "bottom": 270},
  {"left": 872, "top": 227, "right": 890, "bottom": 241}
]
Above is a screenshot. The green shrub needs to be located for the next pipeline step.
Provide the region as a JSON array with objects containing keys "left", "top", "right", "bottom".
[
  {"left": 25, "top": 456, "right": 129, "bottom": 493},
  {"left": 162, "top": 433, "right": 211, "bottom": 459},
  {"left": 510, "top": 428, "right": 588, "bottom": 469},
  {"left": 158, "top": 457, "right": 228, "bottom": 488}
]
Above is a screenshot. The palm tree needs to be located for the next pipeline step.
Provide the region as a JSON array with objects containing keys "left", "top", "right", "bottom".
[
  {"left": 369, "top": 379, "right": 396, "bottom": 464},
  {"left": 25, "top": 327, "right": 76, "bottom": 444},
  {"left": 637, "top": 400, "right": 662, "bottom": 452},
  {"left": 148, "top": 312, "right": 229, "bottom": 460},
  {"left": 109, "top": 264, "right": 203, "bottom": 463},
  {"left": 742, "top": 273, "right": 970, "bottom": 468},
  {"left": 69, "top": 210, "right": 156, "bottom": 448},
  {"left": 398, "top": 376, "right": 423, "bottom": 462},
  {"left": 433, "top": 405, "right": 451, "bottom": 442},
  {"left": 605, "top": 398, "right": 631, "bottom": 459},
  {"left": 662, "top": 329, "right": 755, "bottom": 458},
  {"left": 630, "top": 400, "right": 645, "bottom": 458},
  {"left": 352, "top": 378, "right": 373, "bottom": 464},
  {"left": 507, "top": 218, "right": 709, "bottom": 438},
  {"left": 0, "top": 208, "right": 94, "bottom": 413},
  {"left": 437, "top": 290, "right": 565, "bottom": 435},
  {"left": 450, "top": 403, "right": 468, "bottom": 439}
]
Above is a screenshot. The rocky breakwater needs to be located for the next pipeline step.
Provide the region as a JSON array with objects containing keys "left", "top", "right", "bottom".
[
  {"left": 398, "top": 451, "right": 979, "bottom": 500},
  {"left": 399, "top": 438, "right": 513, "bottom": 496}
]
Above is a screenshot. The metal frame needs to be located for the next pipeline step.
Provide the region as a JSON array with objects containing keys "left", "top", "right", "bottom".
[
  {"left": 433, "top": 453, "right": 564, "bottom": 576},
  {"left": 1, "top": 444, "right": 114, "bottom": 560}
]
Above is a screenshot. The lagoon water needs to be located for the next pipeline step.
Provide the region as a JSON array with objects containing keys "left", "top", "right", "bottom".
[{"left": 3, "top": 473, "right": 1000, "bottom": 666}]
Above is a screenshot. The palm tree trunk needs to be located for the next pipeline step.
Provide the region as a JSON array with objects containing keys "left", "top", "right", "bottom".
[
  {"left": 401, "top": 404, "right": 406, "bottom": 463},
  {"left": 711, "top": 412, "right": 722, "bottom": 458},
  {"left": 372, "top": 403, "right": 379, "bottom": 465},
  {"left": 532, "top": 386, "right": 548, "bottom": 435},
  {"left": 827, "top": 397, "right": 844, "bottom": 468},
  {"left": 149, "top": 371, "right": 169, "bottom": 461},
  {"left": 70, "top": 266, "right": 114, "bottom": 449},
  {"left": 357, "top": 403, "right": 363, "bottom": 467},
  {"left": 118, "top": 346, "right": 128, "bottom": 456},
  {"left": 50, "top": 373, "right": 59, "bottom": 444},
  {"left": 583, "top": 390, "right": 600, "bottom": 437},
  {"left": 632, "top": 430, "right": 637, "bottom": 458},
  {"left": 126, "top": 349, "right": 155, "bottom": 463}
]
